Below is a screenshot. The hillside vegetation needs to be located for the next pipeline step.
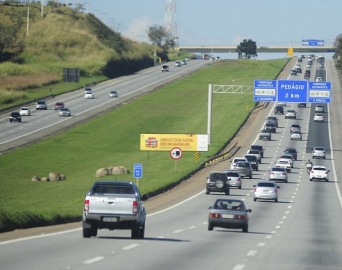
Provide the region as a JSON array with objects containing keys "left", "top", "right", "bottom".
[{"left": 0, "top": 2, "right": 162, "bottom": 105}]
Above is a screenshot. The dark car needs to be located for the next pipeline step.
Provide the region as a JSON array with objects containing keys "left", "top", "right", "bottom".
[
  {"left": 266, "top": 116, "right": 278, "bottom": 127},
  {"left": 274, "top": 106, "right": 284, "bottom": 114},
  {"left": 296, "top": 67, "right": 302, "bottom": 73},
  {"left": 250, "top": 144, "right": 264, "bottom": 158},
  {"left": 298, "top": 58, "right": 302, "bottom": 62},
  {"left": 264, "top": 122, "right": 276, "bottom": 133},
  {"left": 284, "top": 147, "right": 298, "bottom": 161},
  {"left": 9, "top": 111, "right": 21, "bottom": 122},
  {"left": 244, "top": 154, "right": 259, "bottom": 171},
  {"left": 291, "top": 69, "right": 297, "bottom": 75},
  {"left": 206, "top": 172, "right": 230, "bottom": 195},
  {"left": 208, "top": 199, "right": 251, "bottom": 233},
  {"left": 298, "top": 103, "right": 306, "bottom": 108}
]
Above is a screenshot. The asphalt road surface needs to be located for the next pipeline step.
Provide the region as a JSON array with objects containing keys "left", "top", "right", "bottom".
[{"left": 1, "top": 57, "right": 342, "bottom": 270}]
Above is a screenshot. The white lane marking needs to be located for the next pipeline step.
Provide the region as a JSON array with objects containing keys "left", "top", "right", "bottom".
[
  {"left": 288, "top": 205, "right": 292, "bottom": 209},
  {"left": 271, "top": 231, "right": 276, "bottom": 234},
  {"left": 122, "top": 244, "right": 139, "bottom": 250},
  {"left": 266, "top": 235, "right": 273, "bottom": 239},
  {"left": 283, "top": 216, "right": 287, "bottom": 219},
  {"left": 83, "top": 256, "right": 105, "bottom": 264},
  {"left": 279, "top": 221, "right": 284, "bottom": 224},
  {"left": 275, "top": 226, "right": 281, "bottom": 229},
  {"left": 247, "top": 250, "right": 257, "bottom": 256},
  {"left": 285, "top": 211, "right": 290, "bottom": 214},
  {"left": 157, "top": 236, "right": 165, "bottom": 239},
  {"left": 233, "top": 265, "right": 245, "bottom": 270},
  {"left": 258, "top": 242, "right": 266, "bottom": 247},
  {"left": 0, "top": 227, "right": 81, "bottom": 245},
  {"left": 173, "top": 230, "right": 183, "bottom": 234},
  {"left": 188, "top": 226, "right": 196, "bottom": 229}
]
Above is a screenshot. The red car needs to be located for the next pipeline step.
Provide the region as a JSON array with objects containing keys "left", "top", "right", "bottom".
[{"left": 54, "top": 102, "right": 65, "bottom": 110}]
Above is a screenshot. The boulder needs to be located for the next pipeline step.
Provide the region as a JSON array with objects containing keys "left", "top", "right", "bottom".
[
  {"left": 111, "top": 166, "right": 122, "bottom": 175},
  {"left": 60, "top": 175, "right": 66, "bottom": 180},
  {"left": 31, "top": 176, "right": 40, "bottom": 182},
  {"left": 95, "top": 168, "right": 109, "bottom": 177},
  {"left": 41, "top": 177, "right": 49, "bottom": 182},
  {"left": 107, "top": 166, "right": 115, "bottom": 174},
  {"left": 119, "top": 166, "right": 130, "bottom": 174},
  {"left": 49, "top": 172, "right": 61, "bottom": 181}
]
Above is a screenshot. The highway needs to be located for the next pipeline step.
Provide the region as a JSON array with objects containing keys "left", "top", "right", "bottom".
[
  {"left": 0, "top": 59, "right": 210, "bottom": 152},
  {"left": 0, "top": 57, "right": 342, "bottom": 269}
]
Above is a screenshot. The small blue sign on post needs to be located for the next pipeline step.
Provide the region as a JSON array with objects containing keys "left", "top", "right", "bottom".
[
  {"left": 253, "top": 80, "right": 277, "bottom": 101},
  {"left": 277, "top": 80, "right": 308, "bottom": 103},
  {"left": 133, "top": 163, "right": 143, "bottom": 178},
  {"left": 308, "top": 82, "right": 331, "bottom": 103}
]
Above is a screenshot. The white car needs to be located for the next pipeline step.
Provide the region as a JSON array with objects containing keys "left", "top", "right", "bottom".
[
  {"left": 315, "top": 105, "right": 324, "bottom": 113},
  {"left": 84, "top": 91, "right": 94, "bottom": 99},
  {"left": 19, "top": 107, "right": 31, "bottom": 116},
  {"left": 314, "top": 113, "right": 324, "bottom": 122},
  {"left": 275, "top": 159, "right": 292, "bottom": 172},
  {"left": 109, "top": 91, "right": 118, "bottom": 98},
  {"left": 59, "top": 108, "right": 71, "bottom": 117},
  {"left": 285, "top": 110, "right": 296, "bottom": 119},
  {"left": 310, "top": 166, "right": 329, "bottom": 182},
  {"left": 291, "top": 130, "right": 302, "bottom": 140},
  {"left": 175, "top": 61, "right": 181, "bottom": 67},
  {"left": 277, "top": 102, "right": 286, "bottom": 107},
  {"left": 316, "top": 77, "right": 323, "bottom": 82},
  {"left": 230, "top": 157, "right": 248, "bottom": 170},
  {"left": 312, "top": 146, "right": 326, "bottom": 159}
]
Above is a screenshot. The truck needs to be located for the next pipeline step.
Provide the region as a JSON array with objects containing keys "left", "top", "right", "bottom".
[
  {"left": 82, "top": 180, "right": 147, "bottom": 239},
  {"left": 259, "top": 129, "right": 271, "bottom": 140}
]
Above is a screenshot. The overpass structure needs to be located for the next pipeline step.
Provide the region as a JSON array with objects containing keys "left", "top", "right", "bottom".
[{"left": 178, "top": 46, "right": 336, "bottom": 54}]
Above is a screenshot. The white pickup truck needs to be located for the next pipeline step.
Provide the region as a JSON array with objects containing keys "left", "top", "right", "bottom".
[
  {"left": 259, "top": 129, "right": 271, "bottom": 140},
  {"left": 82, "top": 181, "right": 147, "bottom": 239}
]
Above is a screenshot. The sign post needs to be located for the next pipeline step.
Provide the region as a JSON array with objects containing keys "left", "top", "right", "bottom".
[
  {"left": 170, "top": 147, "right": 182, "bottom": 171},
  {"left": 133, "top": 163, "right": 143, "bottom": 187}
]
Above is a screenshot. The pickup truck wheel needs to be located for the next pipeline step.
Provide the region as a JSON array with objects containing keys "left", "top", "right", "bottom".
[
  {"left": 91, "top": 227, "right": 98, "bottom": 237},
  {"left": 139, "top": 223, "right": 145, "bottom": 239},
  {"left": 83, "top": 228, "right": 92, "bottom": 238},
  {"left": 208, "top": 222, "right": 213, "bottom": 231},
  {"left": 225, "top": 188, "right": 230, "bottom": 195},
  {"left": 131, "top": 226, "right": 141, "bottom": 239},
  {"left": 242, "top": 224, "right": 248, "bottom": 233}
]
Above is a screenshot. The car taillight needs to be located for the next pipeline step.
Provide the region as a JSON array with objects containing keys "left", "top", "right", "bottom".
[
  {"left": 282, "top": 173, "right": 286, "bottom": 175},
  {"left": 133, "top": 201, "right": 138, "bottom": 214},
  {"left": 210, "top": 213, "right": 221, "bottom": 218},
  {"left": 234, "top": 215, "right": 247, "bottom": 220},
  {"left": 237, "top": 178, "right": 241, "bottom": 182},
  {"left": 270, "top": 172, "right": 274, "bottom": 175},
  {"left": 311, "top": 170, "right": 314, "bottom": 173},
  {"left": 84, "top": 199, "right": 89, "bottom": 212},
  {"left": 274, "top": 189, "right": 278, "bottom": 193},
  {"left": 325, "top": 171, "right": 328, "bottom": 174}
]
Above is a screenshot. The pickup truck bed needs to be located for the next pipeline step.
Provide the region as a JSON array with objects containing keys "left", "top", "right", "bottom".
[
  {"left": 82, "top": 181, "right": 147, "bottom": 239},
  {"left": 259, "top": 129, "right": 272, "bottom": 140}
]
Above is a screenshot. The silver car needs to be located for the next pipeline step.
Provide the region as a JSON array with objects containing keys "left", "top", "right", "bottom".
[
  {"left": 315, "top": 105, "right": 324, "bottom": 113},
  {"left": 223, "top": 170, "right": 242, "bottom": 189},
  {"left": 36, "top": 100, "right": 47, "bottom": 110},
  {"left": 291, "top": 130, "right": 302, "bottom": 140},
  {"left": 253, "top": 180, "right": 279, "bottom": 202},
  {"left": 233, "top": 161, "right": 252, "bottom": 179},
  {"left": 208, "top": 199, "right": 251, "bottom": 233},
  {"left": 312, "top": 146, "right": 326, "bottom": 159},
  {"left": 314, "top": 113, "right": 324, "bottom": 122},
  {"left": 109, "top": 91, "right": 118, "bottom": 98},
  {"left": 269, "top": 167, "right": 288, "bottom": 183},
  {"left": 285, "top": 109, "right": 296, "bottom": 119},
  {"left": 59, "top": 108, "right": 71, "bottom": 116}
]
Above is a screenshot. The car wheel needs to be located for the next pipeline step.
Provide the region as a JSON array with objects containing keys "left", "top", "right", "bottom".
[
  {"left": 225, "top": 188, "right": 230, "bottom": 195},
  {"left": 242, "top": 224, "right": 248, "bottom": 233},
  {"left": 206, "top": 189, "right": 210, "bottom": 195},
  {"left": 249, "top": 174, "right": 252, "bottom": 179},
  {"left": 285, "top": 179, "right": 288, "bottom": 183},
  {"left": 208, "top": 222, "right": 213, "bottom": 231},
  {"left": 275, "top": 199, "right": 278, "bottom": 203},
  {"left": 259, "top": 160, "right": 261, "bottom": 164},
  {"left": 256, "top": 167, "right": 259, "bottom": 171},
  {"left": 83, "top": 228, "right": 92, "bottom": 238},
  {"left": 326, "top": 179, "right": 329, "bottom": 182},
  {"left": 310, "top": 178, "right": 312, "bottom": 181},
  {"left": 215, "top": 179, "right": 224, "bottom": 189},
  {"left": 238, "top": 185, "right": 242, "bottom": 189},
  {"left": 254, "top": 198, "right": 257, "bottom": 202},
  {"left": 324, "top": 157, "right": 326, "bottom": 159}
]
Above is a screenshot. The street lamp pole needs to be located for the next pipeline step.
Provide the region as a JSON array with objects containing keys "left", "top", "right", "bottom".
[
  {"left": 102, "top": 12, "right": 107, "bottom": 24},
  {"left": 41, "top": 0, "right": 44, "bottom": 19}
]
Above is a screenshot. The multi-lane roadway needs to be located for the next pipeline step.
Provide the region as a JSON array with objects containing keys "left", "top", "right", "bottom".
[{"left": 0, "top": 57, "right": 342, "bottom": 270}]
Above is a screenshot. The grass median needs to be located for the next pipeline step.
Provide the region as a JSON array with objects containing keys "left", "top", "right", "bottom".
[{"left": 0, "top": 59, "right": 288, "bottom": 232}]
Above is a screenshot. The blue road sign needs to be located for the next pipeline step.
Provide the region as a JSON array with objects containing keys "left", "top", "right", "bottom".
[
  {"left": 133, "top": 163, "right": 143, "bottom": 178},
  {"left": 253, "top": 80, "right": 277, "bottom": 101},
  {"left": 277, "top": 80, "right": 308, "bottom": 103},
  {"left": 302, "top": 39, "right": 324, "bottom": 46},
  {"left": 308, "top": 82, "right": 331, "bottom": 103}
]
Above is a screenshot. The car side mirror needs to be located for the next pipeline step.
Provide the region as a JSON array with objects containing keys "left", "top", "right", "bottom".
[
  {"left": 253, "top": 185, "right": 256, "bottom": 187},
  {"left": 247, "top": 209, "right": 252, "bottom": 213},
  {"left": 277, "top": 186, "right": 280, "bottom": 188},
  {"left": 208, "top": 206, "right": 213, "bottom": 210}
]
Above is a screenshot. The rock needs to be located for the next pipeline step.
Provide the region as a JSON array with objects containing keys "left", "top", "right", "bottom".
[
  {"left": 95, "top": 168, "right": 109, "bottom": 177},
  {"left": 60, "top": 175, "right": 66, "bottom": 180},
  {"left": 119, "top": 166, "right": 130, "bottom": 174},
  {"left": 41, "top": 177, "right": 49, "bottom": 182},
  {"left": 31, "top": 176, "right": 40, "bottom": 181},
  {"left": 49, "top": 172, "right": 61, "bottom": 181},
  {"left": 111, "top": 166, "right": 122, "bottom": 175},
  {"left": 107, "top": 166, "right": 115, "bottom": 174}
]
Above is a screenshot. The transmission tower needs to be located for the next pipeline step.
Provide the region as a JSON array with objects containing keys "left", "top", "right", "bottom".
[{"left": 164, "top": 0, "right": 178, "bottom": 47}]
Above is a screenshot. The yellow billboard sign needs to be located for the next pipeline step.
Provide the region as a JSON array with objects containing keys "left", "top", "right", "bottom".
[
  {"left": 140, "top": 134, "right": 208, "bottom": 151},
  {"left": 288, "top": 48, "right": 293, "bottom": 56}
]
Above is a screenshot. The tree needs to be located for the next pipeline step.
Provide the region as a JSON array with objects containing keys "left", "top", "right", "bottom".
[
  {"left": 147, "top": 25, "right": 168, "bottom": 47},
  {"left": 333, "top": 34, "right": 342, "bottom": 71},
  {"left": 236, "top": 39, "right": 257, "bottom": 59}
]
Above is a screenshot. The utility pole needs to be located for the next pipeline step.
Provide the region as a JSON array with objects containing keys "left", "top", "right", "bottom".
[{"left": 41, "top": 0, "right": 44, "bottom": 19}]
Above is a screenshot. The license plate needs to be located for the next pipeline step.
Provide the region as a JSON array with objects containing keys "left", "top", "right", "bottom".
[
  {"left": 222, "top": 214, "right": 233, "bottom": 219},
  {"left": 103, "top": 217, "right": 117, "bottom": 222}
]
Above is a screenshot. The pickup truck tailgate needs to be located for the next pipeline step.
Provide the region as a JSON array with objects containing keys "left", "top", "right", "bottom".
[{"left": 88, "top": 195, "right": 135, "bottom": 215}]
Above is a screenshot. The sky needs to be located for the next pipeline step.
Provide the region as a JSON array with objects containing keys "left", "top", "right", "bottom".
[{"left": 63, "top": 0, "right": 341, "bottom": 59}]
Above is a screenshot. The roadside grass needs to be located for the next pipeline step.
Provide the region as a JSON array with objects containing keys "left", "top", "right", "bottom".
[{"left": 0, "top": 59, "right": 288, "bottom": 231}]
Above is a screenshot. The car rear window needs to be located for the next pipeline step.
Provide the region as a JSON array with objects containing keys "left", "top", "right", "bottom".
[
  {"left": 226, "top": 172, "right": 239, "bottom": 177},
  {"left": 272, "top": 168, "right": 285, "bottom": 171},
  {"left": 313, "top": 168, "right": 326, "bottom": 171},
  {"left": 258, "top": 183, "right": 275, "bottom": 187},
  {"left": 315, "top": 148, "right": 324, "bottom": 151},
  {"left": 94, "top": 185, "right": 135, "bottom": 194}
]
